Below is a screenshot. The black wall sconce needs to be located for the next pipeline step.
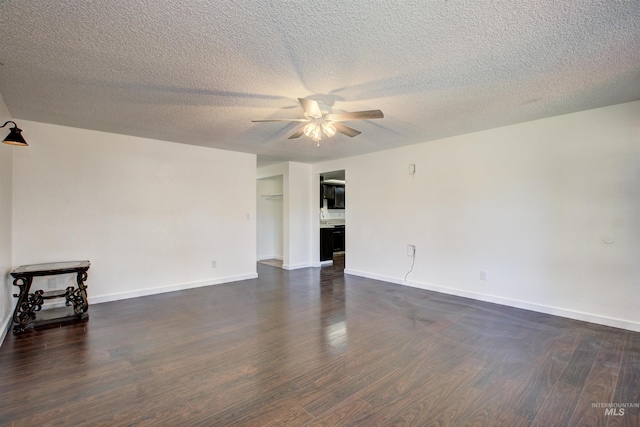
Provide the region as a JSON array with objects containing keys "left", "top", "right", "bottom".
[{"left": 1, "top": 121, "right": 28, "bottom": 146}]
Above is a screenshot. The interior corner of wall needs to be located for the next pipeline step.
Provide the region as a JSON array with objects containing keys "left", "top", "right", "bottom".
[{"left": 0, "top": 92, "right": 11, "bottom": 118}]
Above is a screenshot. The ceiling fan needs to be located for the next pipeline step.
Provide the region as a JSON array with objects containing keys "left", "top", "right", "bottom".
[{"left": 252, "top": 98, "right": 384, "bottom": 146}]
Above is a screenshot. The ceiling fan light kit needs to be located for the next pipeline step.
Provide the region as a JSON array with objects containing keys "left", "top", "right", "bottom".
[
  {"left": 252, "top": 98, "right": 383, "bottom": 147},
  {"left": 322, "top": 122, "right": 336, "bottom": 138},
  {"left": 303, "top": 122, "right": 323, "bottom": 145}
]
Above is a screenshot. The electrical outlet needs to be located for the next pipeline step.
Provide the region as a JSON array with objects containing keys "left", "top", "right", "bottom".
[
  {"left": 407, "top": 245, "right": 415, "bottom": 257},
  {"left": 480, "top": 271, "right": 488, "bottom": 281},
  {"left": 211, "top": 260, "right": 217, "bottom": 268},
  {"left": 409, "top": 163, "right": 416, "bottom": 175}
]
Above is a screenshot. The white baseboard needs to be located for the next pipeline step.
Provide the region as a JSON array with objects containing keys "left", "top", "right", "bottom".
[
  {"left": 257, "top": 255, "right": 283, "bottom": 261},
  {"left": 282, "top": 262, "right": 314, "bottom": 270},
  {"left": 312, "top": 260, "right": 333, "bottom": 268},
  {"left": 90, "top": 273, "right": 258, "bottom": 305},
  {"left": 0, "top": 315, "right": 10, "bottom": 347},
  {"left": 344, "top": 268, "right": 640, "bottom": 333}
]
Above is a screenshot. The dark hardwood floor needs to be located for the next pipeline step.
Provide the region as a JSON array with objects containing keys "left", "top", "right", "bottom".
[{"left": 1, "top": 263, "right": 638, "bottom": 426}]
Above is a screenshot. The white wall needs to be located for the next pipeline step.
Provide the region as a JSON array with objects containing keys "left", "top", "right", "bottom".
[
  {"left": 286, "top": 162, "right": 313, "bottom": 269},
  {"left": 12, "top": 120, "right": 257, "bottom": 304},
  {"left": 0, "top": 114, "right": 14, "bottom": 341},
  {"left": 315, "top": 101, "right": 640, "bottom": 331},
  {"left": 257, "top": 175, "right": 283, "bottom": 260}
]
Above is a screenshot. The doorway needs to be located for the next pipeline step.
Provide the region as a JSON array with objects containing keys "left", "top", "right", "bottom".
[
  {"left": 319, "top": 170, "right": 346, "bottom": 268},
  {"left": 257, "top": 175, "right": 283, "bottom": 268}
]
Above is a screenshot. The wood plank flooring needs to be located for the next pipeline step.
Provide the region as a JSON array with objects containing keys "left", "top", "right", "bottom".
[{"left": 1, "top": 263, "right": 638, "bottom": 426}]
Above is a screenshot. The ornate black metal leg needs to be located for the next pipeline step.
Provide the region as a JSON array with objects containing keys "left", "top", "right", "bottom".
[
  {"left": 66, "top": 270, "right": 89, "bottom": 315},
  {"left": 12, "top": 275, "right": 43, "bottom": 333}
]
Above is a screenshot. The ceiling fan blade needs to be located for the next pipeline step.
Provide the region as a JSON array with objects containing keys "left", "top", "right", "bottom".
[
  {"left": 288, "top": 128, "right": 305, "bottom": 139},
  {"left": 298, "top": 98, "right": 322, "bottom": 118},
  {"left": 333, "top": 122, "right": 362, "bottom": 137},
  {"left": 325, "top": 110, "right": 384, "bottom": 121},
  {"left": 252, "top": 118, "right": 310, "bottom": 122}
]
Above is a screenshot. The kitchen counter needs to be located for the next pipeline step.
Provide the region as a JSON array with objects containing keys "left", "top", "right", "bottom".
[{"left": 320, "top": 220, "right": 345, "bottom": 229}]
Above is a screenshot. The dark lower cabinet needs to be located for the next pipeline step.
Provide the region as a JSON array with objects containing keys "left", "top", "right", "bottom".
[
  {"left": 332, "top": 228, "right": 345, "bottom": 252},
  {"left": 320, "top": 227, "right": 345, "bottom": 261},
  {"left": 320, "top": 228, "right": 334, "bottom": 261}
]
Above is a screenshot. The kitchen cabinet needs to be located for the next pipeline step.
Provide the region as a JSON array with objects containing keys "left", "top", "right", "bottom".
[
  {"left": 320, "top": 228, "right": 334, "bottom": 261},
  {"left": 332, "top": 186, "right": 345, "bottom": 209},
  {"left": 323, "top": 184, "right": 335, "bottom": 200},
  {"left": 332, "top": 227, "right": 345, "bottom": 251},
  {"left": 321, "top": 184, "right": 345, "bottom": 209},
  {"left": 320, "top": 226, "right": 345, "bottom": 261}
]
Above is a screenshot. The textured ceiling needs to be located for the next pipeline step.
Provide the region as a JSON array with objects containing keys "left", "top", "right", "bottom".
[{"left": 1, "top": 1, "right": 639, "bottom": 166}]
